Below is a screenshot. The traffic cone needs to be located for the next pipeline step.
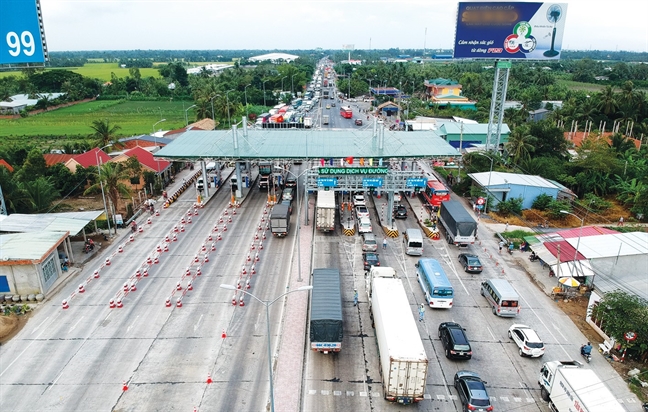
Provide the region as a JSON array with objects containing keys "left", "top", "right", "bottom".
[
  {"left": 62, "top": 299, "right": 69, "bottom": 309},
  {"left": 143, "top": 268, "right": 149, "bottom": 277},
  {"left": 223, "top": 225, "right": 228, "bottom": 232},
  {"left": 219, "top": 217, "right": 223, "bottom": 223},
  {"left": 201, "top": 244, "right": 206, "bottom": 252},
  {"left": 207, "top": 373, "right": 212, "bottom": 384},
  {"left": 181, "top": 217, "right": 185, "bottom": 224},
  {"left": 246, "top": 279, "right": 250, "bottom": 289},
  {"left": 155, "top": 210, "right": 160, "bottom": 216},
  {"left": 78, "top": 284, "right": 85, "bottom": 293},
  {"left": 224, "top": 209, "right": 228, "bottom": 215},
  {"left": 196, "top": 267, "right": 202, "bottom": 275},
  {"left": 146, "top": 256, "right": 152, "bottom": 264},
  {"left": 194, "top": 209, "right": 199, "bottom": 216},
  {"left": 116, "top": 299, "right": 123, "bottom": 308},
  {"left": 118, "top": 246, "right": 124, "bottom": 253},
  {"left": 165, "top": 235, "right": 170, "bottom": 242},
  {"left": 176, "top": 298, "right": 182, "bottom": 308},
  {"left": 255, "top": 254, "right": 259, "bottom": 262},
  {"left": 221, "top": 329, "right": 227, "bottom": 338},
  {"left": 176, "top": 282, "right": 182, "bottom": 291},
  {"left": 93, "top": 270, "right": 100, "bottom": 278},
  {"left": 250, "top": 242, "right": 255, "bottom": 250},
  {"left": 130, "top": 234, "right": 134, "bottom": 242},
  {"left": 187, "top": 217, "right": 192, "bottom": 224},
  {"left": 239, "top": 296, "right": 245, "bottom": 306},
  {"left": 180, "top": 225, "right": 185, "bottom": 232},
  {"left": 211, "top": 243, "right": 216, "bottom": 251},
  {"left": 204, "top": 255, "right": 209, "bottom": 263},
  {"left": 173, "top": 234, "right": 178, "bottom": 242},
  {"left": 208, "top": 234, "right": 213, "bottom": 241},
  {"left": 237, "top": 280, "right": 241, "bottom": 289},
  {"left": 153, "top": 256, "right": 159, "bottom": 264},
  {"left": 165, "top": 298, "right": 171, "bottom": 307},
  {"left": 228, "top": 216, "right": 232, "bottom": 223},
  {"left": 217, "top": 234, "right": 222, "bottom": 241},
  {"left": 246, "top": 253, "right": 251, "bottom": 262},
  {"left": 187, "top": 281, "right": 193, "bottom": 291},
  {"left": 231, "top": 295, "right": 237, "bottom": 305},
  {"left": 251, "top": 265, "right": 256, "bottom": 275},
  {"left": 138, "top": 226, "right": 143, "bottom": 233},
  {"left": 213, "top": 224, "right": 219, "bottom": 231},
  {"left": 156, "top": 245, "right": 162, "bottom": 252},
  {"left": 194, "top": 255, "right": 199, "bottom": 263},
  {"left": 105, "top": 258, "right": 111, "bottom": 266},
  {"left": 147, "top": 217, "right": 152, "bottom": 225},
  {"left": 122, "top": 381, "right": 128, "bottom": 391},
  {"left": 123, "top": 282, "right": 129, "bottom": 292},
  {"left": 174, "top": 225, "right": 178, "bottom": 232},
  {"left": 163, "top": 244, "right": 169, "bottom": 252},
  {"left": 109, "top": 299, "right": 116, "bottom": 308},
  {"left": 259, "top": 242, "right": 263, "bottom": 250},
  {"left": 130, "top": 283, "right": 137, "bottom": 292},
  {"left": 135, "top": 269, "right": 141, "bottom": 278},
  {"left": 233, "top": 209, "right": 237, "bottom": 215},
  {"left": 242, "top": 266, "right": 247, "bottom": 275}
]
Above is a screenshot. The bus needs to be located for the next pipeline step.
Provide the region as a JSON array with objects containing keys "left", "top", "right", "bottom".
[
  {"left": 415, "top": 258, "right": 453, "bottom": 308},
  {"left": 340, "top": 106, "right": 353, "bottom": 119},
  {"left": 422, "top": 178, "right": 450, "bottom": 207}
]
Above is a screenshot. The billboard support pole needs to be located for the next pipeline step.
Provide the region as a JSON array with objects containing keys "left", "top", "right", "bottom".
[{"left": 486, "top": 60, "right": 511, "bottom": 152}]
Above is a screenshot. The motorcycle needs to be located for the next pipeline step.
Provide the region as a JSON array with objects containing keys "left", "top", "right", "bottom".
[
  {"left": 83, "top": 240, "right": 95, "bottom": 254},
  {"left": 529, "top": 253, "right": 539, "bottom": 262},
  {"left": 580, "top": 345, "right": 592, "bottom": 363}
]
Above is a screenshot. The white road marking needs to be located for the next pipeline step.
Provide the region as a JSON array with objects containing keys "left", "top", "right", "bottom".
[
  {"left": 31, "top": 316, "right": 51, "bottom": 335},
  {"left": 486, "top": 326, "right": 496, "bottom": 340},
  {"left": 127, "top": 315, "right": 139, "bottom": 332},
  {"left": 193, "top": 314, "right": 204, "bottom": 332},
  {"left": 68, "top": 316, "right": 84, "bottom": 333}
]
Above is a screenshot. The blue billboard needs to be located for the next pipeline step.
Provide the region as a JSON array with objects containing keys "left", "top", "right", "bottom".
[
  {"left": 0, "top": 0, "right": 48, "bottom": 65},
  {"left": 453, "top": 2, "right": 567, "bottom": 60}
]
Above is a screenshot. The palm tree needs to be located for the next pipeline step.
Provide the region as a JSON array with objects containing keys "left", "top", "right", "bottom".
[
  {"left": 506, "top": 126, "right": 536, "bottom": 163},
  {"left": 597, "top": 85, "right": 618, "bottom": 117},
  {"left": 17, "top": 177, "right": 60, "bottom": 213},
  {"left": 89, "top": 119, "right": 123, "bottom": 149},
  {"left": 85, "top": 162, "right": 131, "bottom": 216}
]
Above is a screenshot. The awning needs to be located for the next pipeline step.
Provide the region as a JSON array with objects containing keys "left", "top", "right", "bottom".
[
  {"left": 529, "top": 243, "right": 557, "bottom": 266},
  {"left": 550, "top": 260, "right": 595, "bottom": 278}
]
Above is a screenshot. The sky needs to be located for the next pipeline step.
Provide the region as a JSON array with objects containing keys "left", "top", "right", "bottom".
[{"left": 40, "top": 0, "right": 648, "bottom": 53}]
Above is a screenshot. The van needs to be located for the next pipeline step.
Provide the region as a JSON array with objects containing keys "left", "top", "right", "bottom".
[
  {"left": 357, "top": 217, "right": 372, "bottom": 234},
  {"left": 362, "top": 233, "right": 378, "bottom": 252},
  {"left": 480, "top": 279, "right": 520, "bottom": 317},
  {"left": 404, "top": 228, "right": 423, "bottom": 256}
]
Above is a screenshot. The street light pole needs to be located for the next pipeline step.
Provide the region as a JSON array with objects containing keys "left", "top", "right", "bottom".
[
  {"left": 184, "top": 104, "right": 197, "bottom": 127},
  {"left": 152, "top": 119, "right": 166, "bottom": 135},
  {"left": 280, "top": 76, "right": 287, "bottom": 95},
  {"left": 152, "top": 119, "right": 166, "bottom": 185},
  {"left": 226, "top": 89, "right": 234, "bottom": 128},
  {"left": 291, "top": 74, "right": 296, "bottom": 97},
  {"left": 476, "top": 152, "right": 494, "bottom": 214},
  {"left": 244, "top": 84, "right": 251, "bottom": 119},
  {"left": 262, "top": 80, "right": 269, "bottom": 107},
  {"left": 219, "top": 285, "right": 313, "bottom": 412},
  {"left": 96, "top": 145, "right": 113, "bottom": 236}
]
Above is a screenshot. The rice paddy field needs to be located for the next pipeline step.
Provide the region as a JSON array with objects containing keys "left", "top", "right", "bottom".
[
  {"left": 0, "top": 63, "right": 161, "bottom": 81},
  {"left": 0, "top": 100, "right": 195, "bottom": 150}
]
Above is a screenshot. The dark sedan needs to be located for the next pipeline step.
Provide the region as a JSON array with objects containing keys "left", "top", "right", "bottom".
[
  {"left": 362, "top": 252, "right": 380, "bottom": 271},
  {"left": 454, "top": 371, "right": 493, "bottom": 412},
  {"left": 394, "top": 205, "right": 408, "bottom": 219},
  {"left": 458, "top": 253, "right": 483, "bottom": 273},
  {"left": 355, "top": 119, "right": 363, "bottom": 126}
]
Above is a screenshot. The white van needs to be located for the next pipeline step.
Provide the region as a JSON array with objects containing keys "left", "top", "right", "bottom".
[
  {"left": 404, "top": 228, "right": 423, "bottom": 256},
  {"left": 481, "top": 279, "right": 520, "bottom": 317}
]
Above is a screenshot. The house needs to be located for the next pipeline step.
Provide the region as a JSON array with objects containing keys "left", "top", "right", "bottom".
[
  {"left": 564, "top": 131, "right": 641, "bottom": 150},
  {"left": 0, "top": 93, "right": 66, "bottom": 114},
  {"left": 439, "top": 123, "right": 510, "bottom": 150},
  {"left": 528, "top": 108, "right": 550, "bottom": 122},
  {"left": 110, "top": 146, "right": 171, "bottom": 185},
  {"left": 424, "top": 78, "right": 476, "bottom": 110},
  {"left": 375, "top": 101, "right": 401, "bottom": 118},
  {"left": 467, "top": 171, "right": 576, "bottom": 210},
  {"left": 370, "top": 87, "right": 402, "bottom": 97}
]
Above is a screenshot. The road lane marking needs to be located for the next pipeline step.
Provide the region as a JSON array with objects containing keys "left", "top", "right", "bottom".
[
  {"left": 486, "top": 326, "right": 496, "bottom": 340},
  {"left": 194, "top": 314, "right": 204, "bottom": 332},
  {"left": 31, "top": 315, "right": 51, "bottom": 335},
  {"left": 127, "top": 315, "right": 139, "bottom": 332},
  {"left": 68, "top": 316, "right": 84, "bottom": 333}
]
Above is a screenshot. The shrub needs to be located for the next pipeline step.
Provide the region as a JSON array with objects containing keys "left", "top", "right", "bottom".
[
  {"left": 546, "top": 200, "right": 573, "bottom": 219},
  {"left": 532, "top": 193, "right": 553, "bottom": 210},
  {"left": 496, "top": 197, "right": 523, "bottom": 216},
  {"left": 581, "top": 193, "right": 613, "bottom": 212}
]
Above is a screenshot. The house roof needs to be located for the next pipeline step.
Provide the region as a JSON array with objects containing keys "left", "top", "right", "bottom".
[
  {"left": 564, "top": 131, "right": 641, "bottom": 150},
  {"left": 0, "top": 159, "right": 14, "bottom": 172},
  {"left": 0, "top": 231, "right": 68, "bottom": 264},
  {"left": 249, "top": 53, "right": 299, "bottom": 62},
  {"left": 164, "top": 125, "right": 206, "bottom": 137},
  {"left": 468, "top": 171, "right": 558, "bottom": 189},
  {"left": 43, "top": 154, "right": 75, "bottom": 167},
  {"left": 425, "top": 78, "right": 459, "bottom": 86},
  {"left": 441, "top": 123, "right": 510, "bottom": 136},
  {"left": 0, "top": 210, "right": 104, "bottom": 235},
  {"left": 376, "top": 101, "right": 401, "bottom": 110},
  {"left": 556, "top": 226, "right": 618, "bottom": 239},
  {"left": 564, "top": 232, "right": 648, "bottom": 259},
  {"left": 544, "top": 240, "right": 586, "bottom": 262},
  {"left": 74, "top": 148, "right": 111, "bottom": 168},
  {"left": 123, "top": 146, "right": 171, "bottom": 173}
]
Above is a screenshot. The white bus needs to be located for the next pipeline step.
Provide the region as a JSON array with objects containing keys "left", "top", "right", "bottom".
[{"left": 415, "top": 258, "right": 453, "bottom": 308}]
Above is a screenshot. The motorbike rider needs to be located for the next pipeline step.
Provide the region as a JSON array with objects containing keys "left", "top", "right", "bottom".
[
  {"left": 131, "top": 220, "right": 138, "bottom": 232},
  {"left": 581, "top": 342, "right": 592, "bottom": 356},
  {"left": 529, "top": 251, "right": 538, "bottom": 261}
]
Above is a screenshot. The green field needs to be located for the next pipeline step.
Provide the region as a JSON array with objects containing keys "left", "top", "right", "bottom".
[
  {"left": 0, "top": 63, "right": 161, "bottom": 81},
  {"left": 0, "top": 100, "right": 197, "bottom": 147}
]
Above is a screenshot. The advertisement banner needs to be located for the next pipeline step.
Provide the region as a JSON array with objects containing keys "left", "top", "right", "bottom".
[
  {"left": 453, "top": 2, "right": 567, "bottom": 60},
  {"left": 0, "top": 0, "right": 48, "bottom": 65}
]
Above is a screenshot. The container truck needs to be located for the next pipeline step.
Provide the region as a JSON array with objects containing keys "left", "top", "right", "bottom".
[
  {"left": 309, "top": 268, "right": 343, "bottom": 353},
  {"left": 371, "top": 272, "right": 428, "bottom": 404},
  {"left": 258, "top": 161, "right": 273, "bottom": 189},
  {"left": 438, "top": 200, "right": 477, "bottom": 246},
  {"left": 323, "top": 90, "right": 329, "bottom": 99},
  {"left": 316, "top": 190, "right": 336, "bottom": 232},
  {"left": 269, "top": 204, "right": 291, "bottom": 237},
  {"left": 304, "top": 117, "right": 313, "bottom": 128},
  {"left": 322, "top": 115, "right": 330, "bottom": 125},
  {"left": 539, "top": 360, "right": 625, "bottom": 412}
]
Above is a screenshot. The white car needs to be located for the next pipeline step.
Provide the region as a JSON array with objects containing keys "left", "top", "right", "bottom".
[
  {"left": 508, "top": 324, "right": 545, "bottom": 357},
  {"left": 357, "top": 217, "right": 372, "bottom": 234},
  {"left": 355, "top": 205, "right": 369, "bottom": 219},
  {"left": 353, "top": 194, "right": 366, "bottom": 206}
]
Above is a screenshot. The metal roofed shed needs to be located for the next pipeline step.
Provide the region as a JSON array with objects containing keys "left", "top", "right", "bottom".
[
  {"left": 468, "top": 171, "right": 562, "bottom": 210},
  {"left": 155, "top": 128, "right": 458, "bottom": 160},
  {"left": 0, "top": 210, "right": 105, "bottom": 235}
]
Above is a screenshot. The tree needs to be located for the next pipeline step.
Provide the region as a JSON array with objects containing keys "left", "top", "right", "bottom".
[
  {"left": 124, "top": 156, "right": 143, "bottom": 189},
  {"left": 505, "top": 125, "right": 536, "bottom": 163},
  {"left": 590, "top": 291, "right": 648, "bottom": 356},
  {"left": 17, "top": 177, "right": 60, "bottom": 213},
  {"left": 84, "top": 162, "right": 131, "bottom": 216},
  {"left": 18, "top": 148, "right": 48, "bottom": 181},
  {"left": 597, "top": 85, "right": 619, "bottom": 117},
  {"left": 89, "top": 119, "right": 123, "bottom": 149}
]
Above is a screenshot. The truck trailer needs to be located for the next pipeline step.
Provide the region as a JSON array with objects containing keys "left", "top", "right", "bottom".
[
  {"left": 539, "top": 360, "right": 625, "bottom": 412},
  {"left": 309, "top": 268, "right": 343, "bottom": 353},
  {"left": 269, "top": 204, "right": 291, "bottom": 237},
  {"left": 316, "top": 190, "right": 336, "bottom": 232},
  {"left": 438, "top": 200, "right": 477, "bottom": 246},
  {"left": 371, "top": 271, "right": 428, "bottom": 404}
]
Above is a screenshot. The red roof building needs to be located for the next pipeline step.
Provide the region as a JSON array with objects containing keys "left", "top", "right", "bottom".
[{"left": 112, "top": 146, "right": 170, "bottom": 173}]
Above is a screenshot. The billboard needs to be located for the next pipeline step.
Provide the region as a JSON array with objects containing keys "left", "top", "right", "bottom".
[
  {"left": 453, "top": 2, "right": 567, "bottom": 60},
  {"left": 0, "top": 0, "right": 48, "bottom": 65}
]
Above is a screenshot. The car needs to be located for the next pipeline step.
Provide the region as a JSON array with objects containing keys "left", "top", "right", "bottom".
[
  {"left": 393, "top": 192, "right": 402, "bottom": 202},
  {"left": 326, "top": 104, "right": 331, "bottom": 109},
  {"left": 362, "top": 252, "right": 380, "bottom": 270},
  {"left": 353, "top": 193, "right": 366, "bottom": 206},
  {"left": 355, "top": 205, "right": 369, "bottom": 219},
  {"left": 285, "top": 176, "right": 297, "bottom": 188},
  {"left": 362, "top": 233, "right": 378, "bottom": 252},
  {"left": 394, "top": 205, "right": 408, "bottom": 219},
  {"left": 355, "top": 119, "right": 363, "bottom": 126},
  {"left": 281, "top": 187, "right": 294, "bottom": 201},
  {"left": 458, "top": 253, "right": 483, "bottom": 273},
  {"left": 454, "top": 371, "right": 493, "bottom": 412},
  {"left": 357, "top": 217, "right": 372, "bottom": 234},
  {"left": 281, "top": 199, "right": 293, "bottom": 215},
  {"left": 508, "top": 324, "right": 545, "bottom": 357},
  {"left": 438, "top": 322, "right": 472, "bottom": 360},
  {"left": 331, "top": 102, "right": 336, "bottom": 107}
]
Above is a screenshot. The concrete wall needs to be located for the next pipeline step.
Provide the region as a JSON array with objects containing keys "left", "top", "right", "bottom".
[
  {"left": 0, "top": 251, "right": 61, "bottom": 296},
  {"left": 488, "top": 184, "right": 559, "bottom": 210}
]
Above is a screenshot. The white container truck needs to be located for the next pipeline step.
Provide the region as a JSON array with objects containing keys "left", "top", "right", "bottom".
[
  {"left": 539, "top": 360, "right": 625, "bottom": 412},
  {"left": 322, "top": 114, "right": 329, "bottom": 125},
  {"left": 316, "top": 190, "right": 336, "bottom": 232},
  {"left": 371, "top": 272, "right": 428, "bottom": 404}
]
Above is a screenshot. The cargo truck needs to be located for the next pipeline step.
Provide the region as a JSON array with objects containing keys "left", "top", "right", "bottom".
[
  {"left": 438, "top": 200, "right": 477, "bottom": 246},
  {"left": 370, "top": 268, "right": 428, "bottom": 404},
  {"left": 316, "top": 190, "right": 336, "bottom": 232},
  {"left": 309, "top": 268, "right": 343, "bottom": 354},
  {"left": 323, "top": 89, "right": 329, "bottom": 99},
  {"left": 304, "top": 117, "right": 313, "bottom": 128},
  {"left": 258, "top": 161, "right": 273, "bottom": 189},
  {"left": 269, "top": 204, "right": 291, "bottom": 237},
  {"left": 539, "top": 360, "right": 625, "bottom": 412},
  {"left": 322, "top": 115, "right": 330, "bottom": 125}
]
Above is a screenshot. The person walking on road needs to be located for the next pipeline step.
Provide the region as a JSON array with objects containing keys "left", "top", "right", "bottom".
[
  {"left": 383, "top": 237, "right": 388, "bottom": 250},
  {"left": 418, "top": 304, "right": 425, "bottom": 322},
  {"left": 499, "top": 240, "right": 505, "bottom": 254},
  {"left": 353, "top": 289, "right": 358, "bottom": 306}
]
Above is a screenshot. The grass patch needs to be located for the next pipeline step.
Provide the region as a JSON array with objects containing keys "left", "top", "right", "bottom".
[
  {"left": 0, "top": 100, "right": 195, "bottom": 148},
  {"left": 0, "top": 63, "right": 161, "bottom": 81}
]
